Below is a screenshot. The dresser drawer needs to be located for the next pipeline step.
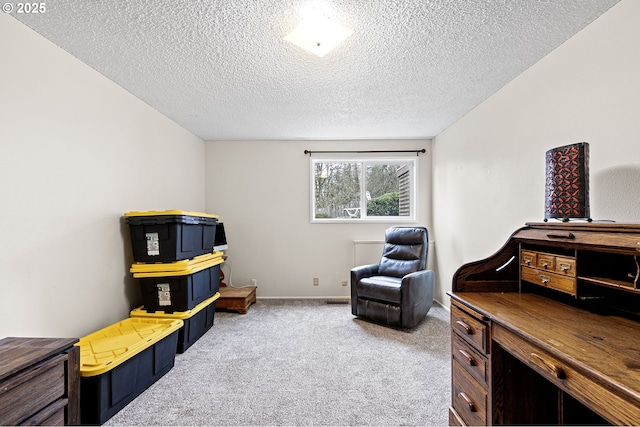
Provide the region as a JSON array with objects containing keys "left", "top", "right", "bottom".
[
  {"left": 521, "top": 266, "right": 577, "bottom": 296},
  {"left": 451, "top": 304, "right": 489, "bottom": 354},
  {"left": 21, "top": 398, "right": 67, "bottom": 426},
  {"left": 452, "top": 359, "right": 488, "bottom": 426},
  {"left": 452, "top": 334, "right": 488, "bottom": 387},
  {"left": 0, "top": 354, "right": 66, "bottom": 425}
]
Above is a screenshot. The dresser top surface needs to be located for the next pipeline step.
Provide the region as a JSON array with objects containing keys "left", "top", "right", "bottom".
[{"left": 0, "top": 337, "right": 78, "bottom": 380}]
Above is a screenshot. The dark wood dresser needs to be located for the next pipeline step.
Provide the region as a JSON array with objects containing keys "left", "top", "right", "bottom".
[
  {"left": 449, "top": 222, "right": 640, "bottom": 425},
  {"left": 0, "top": 337, "right": 80, "bottom": 425}
]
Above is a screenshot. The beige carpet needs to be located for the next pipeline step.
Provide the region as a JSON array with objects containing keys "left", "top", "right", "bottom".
[{"left": 104, "top": 299, "right": 451, "bottom": 426}]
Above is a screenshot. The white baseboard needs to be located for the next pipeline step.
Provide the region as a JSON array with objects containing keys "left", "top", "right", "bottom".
[{"left": 255, "top": 296, "right": 448, "bottom": 310}]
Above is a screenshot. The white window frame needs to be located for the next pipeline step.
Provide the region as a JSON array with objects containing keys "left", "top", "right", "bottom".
[{"left": 310, "top": 156, "right": 418, "bottom": 223}]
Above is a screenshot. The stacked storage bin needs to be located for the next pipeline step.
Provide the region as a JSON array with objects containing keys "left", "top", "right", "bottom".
[
  {"left": 76, "top": 210, "right": 223, "bottom": 425},
  {"left": 130, "top": 292, "right": 219, "bottom": 353},
  {"left": 124, "top": 210, "right": 220, "bottom": 264},
  {"left": 130, "top": 252, "right": 222, "bottom": 313},
  {"left": 124, "top": 210, "right": 223, "bottom": 352}
]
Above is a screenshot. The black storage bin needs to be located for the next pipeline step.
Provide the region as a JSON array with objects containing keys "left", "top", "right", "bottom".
[
  {"left": 135, "top": 261, "right": 221, "bottom": 313},
  {"left": 77, "top": 318, "right": 182, "bottom": 425},
  {"left": 125, "top": 210, "right": 218, "bottom": 263},
  {"left": 131, "top": 292, "right": 220, "bottom": 353}
]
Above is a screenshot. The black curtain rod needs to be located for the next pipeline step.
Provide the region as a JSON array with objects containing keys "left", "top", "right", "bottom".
[{"left": 304, "top": 149, "right": 426, "bottom": 156}]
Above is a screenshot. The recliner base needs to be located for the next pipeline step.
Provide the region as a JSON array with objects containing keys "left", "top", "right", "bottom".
[{"left": 355, "top": 298, "right": 402, "bottom": 327}]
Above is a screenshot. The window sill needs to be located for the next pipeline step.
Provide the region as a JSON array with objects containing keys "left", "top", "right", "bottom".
[{"left": 311, "top": 218, "right": 419, "bottom": 224}]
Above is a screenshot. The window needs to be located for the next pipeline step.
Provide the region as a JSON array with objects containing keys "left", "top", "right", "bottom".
[{"left": 311, "top": 157, "right": 417, "bottom": 222}]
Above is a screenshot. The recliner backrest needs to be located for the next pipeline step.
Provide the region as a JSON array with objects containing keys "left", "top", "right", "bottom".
[{"left": 378, "top": 226, "right": 428, "bottom": 278}]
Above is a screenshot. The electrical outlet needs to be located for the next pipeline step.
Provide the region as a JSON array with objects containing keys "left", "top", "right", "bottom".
[
  {"left": 313, "top": 277, "right": 319, "bottom": 286},
  {"left": 341, "top": 280, "right": 348, "bottom": 286},
  {"left": 251, "top": 278, "right": 257, "bottom": 286}
]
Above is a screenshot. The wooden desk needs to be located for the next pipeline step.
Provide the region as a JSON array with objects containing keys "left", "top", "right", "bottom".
[
  {"left": 449, "top": 222, "right": 640, "bottom": 426},
  {"left": 216, "top": 285, "right": 256, "bottom": 314}
]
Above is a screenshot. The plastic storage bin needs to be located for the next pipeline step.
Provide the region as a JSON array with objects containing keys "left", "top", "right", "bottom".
[
  {"left": 131, "top": 292, "right": 220, "bottom": 353},
  {"left": 125, "top": 210, "right": 219, "bottom": 263},
  {"left": 76, "top": 317, "right": 183, "bottom": 425},
  {"left": 131, "top": 252, "right": 223, "bottom": 313}
]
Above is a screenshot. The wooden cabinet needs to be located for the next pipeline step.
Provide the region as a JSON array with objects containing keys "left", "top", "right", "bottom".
[
  {"left": 520, "top": 249, "right": 577, "bottom": 296},
  {"left": 216, "top": 285, "right": 257, "bottom": 314},
  {"left": 0, "top": 338, "right": 80, "bottom": 426},
  {"left": 449, "top": 222, "right": 640, "bottom": 425},
  {"left": 450, "top": 302, "right": 490, "bottom": 426}
]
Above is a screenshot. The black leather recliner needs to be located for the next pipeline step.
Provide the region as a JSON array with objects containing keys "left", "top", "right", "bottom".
[{"left": 351, "top": 226, "right": 434, "bottom": 328}]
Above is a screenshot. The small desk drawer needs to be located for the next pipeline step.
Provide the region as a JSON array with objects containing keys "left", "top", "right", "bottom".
[
  {"left": 451, "top": 304, "right": 489, "bottom": 354},
  {"left": 521, "top": 251, "right": 537, "bottom": 267},
  {"left": 554, "top": 256, "right": 576, "bottom": 276},
  {"left": 452, "top": 335, "right": 488, "bottom": 387},
  {"left": 536, "top": 253, "right": 555, "bottom": 270},
  {"left": 452, "top": 359, "right": 488, "bottom": 426},
  {"left": 521, "top": 266, "right": 576, "bottom": 296}
]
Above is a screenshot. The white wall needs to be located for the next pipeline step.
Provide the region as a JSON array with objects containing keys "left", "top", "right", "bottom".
[
  {"left": 5, "top": 0, "right": 635, "bottom": 339},
  {"left": 0, "top": 15, "right": 206, "bottom": 339},
  {"left": 205, "top": 139, "right": 434, "bottom": 299},
  {"left": 432, "top": 0, "right": 640, "bottom": 306}
]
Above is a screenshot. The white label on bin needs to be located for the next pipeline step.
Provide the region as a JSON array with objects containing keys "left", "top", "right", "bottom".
[
  {"left": 146, "top": 232, "right": 160, "bottom": 256},
  {"left": 157, "top": 283, "right": 171, "bottom": 306}
]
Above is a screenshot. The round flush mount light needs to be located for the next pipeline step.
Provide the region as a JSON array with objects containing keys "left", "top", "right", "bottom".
[{"left": 283, "top": 13, "right": 354, "bottom": 58}]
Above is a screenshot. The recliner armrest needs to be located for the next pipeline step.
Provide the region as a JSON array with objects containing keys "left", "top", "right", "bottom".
[
  {"left": 400, "top": 269, "right": 431, "bottom": 298},
  {"left": 350, "top": 264, "right": 379, "bottom": 315},
  {"left": 400, "top": 269, "right": 435, "bottom": 328},
  {"left": 401, "top": 269, "right": 431, "bottom": 285},
  {"left": 351, "top": 263, "right": 380, "bottom": 283}
]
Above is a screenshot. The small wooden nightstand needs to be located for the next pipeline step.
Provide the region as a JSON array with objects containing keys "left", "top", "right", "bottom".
[{"left": 216, "top": 285, "right": 257, "bottom": 314}]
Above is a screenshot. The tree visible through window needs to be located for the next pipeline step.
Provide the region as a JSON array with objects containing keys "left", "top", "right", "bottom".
[{"left": 311, "top": 158, "right": 416, "bottom": 221}]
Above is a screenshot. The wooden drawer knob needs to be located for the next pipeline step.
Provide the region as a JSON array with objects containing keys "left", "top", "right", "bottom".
[
  {"left": 456, "top": 320, "right": 473, "bottom": 335},
  {"left": 458, "top": 349, "right": 476, "bottom": 366},
  {"left": 458, "top": 392, "right": 476, "bottom": 412},
  {"left": 530, "top": 352, "right": 565, "bottom": 379},
  {"left": 558, "top": 263, "right": 571, "bottom": 272}
]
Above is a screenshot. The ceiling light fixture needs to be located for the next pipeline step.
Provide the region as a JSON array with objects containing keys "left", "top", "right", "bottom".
[{"left": 283, "top": 13, "right": 353, "bottom": 58}]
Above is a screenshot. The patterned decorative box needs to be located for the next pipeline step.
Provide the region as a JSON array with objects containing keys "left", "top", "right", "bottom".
[{"left": 544, "top": 142, "right": 590, "bottom": 221}]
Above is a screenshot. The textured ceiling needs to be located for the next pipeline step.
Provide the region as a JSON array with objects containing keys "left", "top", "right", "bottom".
[{"left": 13, "top": 0, "right": 620, "bottom": 141}]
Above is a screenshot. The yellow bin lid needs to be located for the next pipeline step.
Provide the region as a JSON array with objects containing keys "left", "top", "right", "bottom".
[
  {"left": 130, "top": 292, "right": 220, "bottom": 320},
  {"left": 124, "top": 210, "right": 219, "bottom": 219},
  {"left": 75, "top": 317, "right": 183, "bottom": 377},
  {"left": 131, "top": 252, "right": 224, "bottom": 278}
]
